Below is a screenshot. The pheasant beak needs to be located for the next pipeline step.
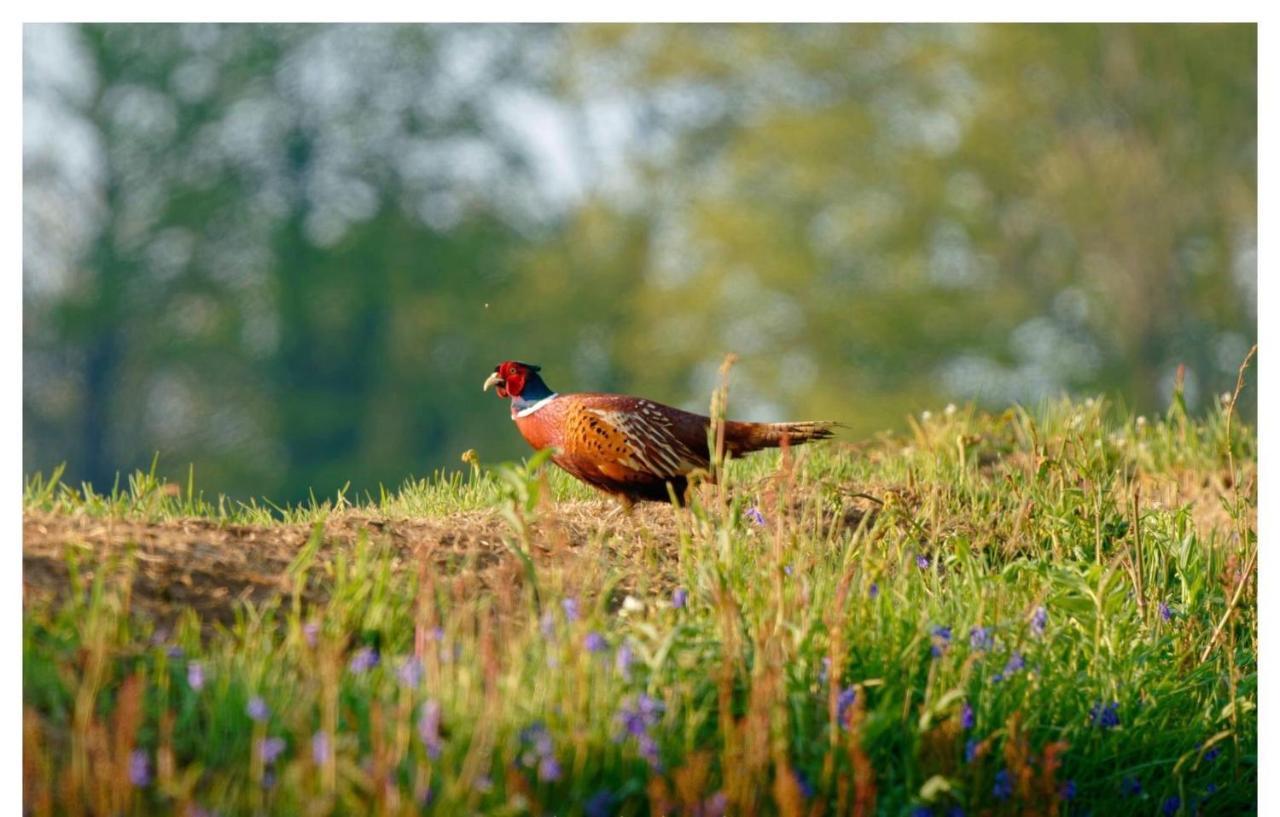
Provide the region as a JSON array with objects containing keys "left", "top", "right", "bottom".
[{"left": 482, "top": 371, "right": 504, "bottom": 392}]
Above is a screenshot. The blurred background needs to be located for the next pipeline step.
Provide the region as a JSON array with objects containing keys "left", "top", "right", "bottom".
[{"left": 23, "top": 24, "right": 1257, "bottom": 503}]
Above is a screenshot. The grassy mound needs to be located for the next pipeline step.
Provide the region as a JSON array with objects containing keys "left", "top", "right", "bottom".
[{"left": 23, "top": 397, "right": 1256, "bottom": 816}]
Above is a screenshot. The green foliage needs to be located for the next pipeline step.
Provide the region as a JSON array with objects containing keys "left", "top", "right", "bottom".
[
  {"left": 24, "top": 24, "right": 1256, "bottom": 502},
  {"left": 23, "top": 400, "right": 1257, "bottom": 815}
]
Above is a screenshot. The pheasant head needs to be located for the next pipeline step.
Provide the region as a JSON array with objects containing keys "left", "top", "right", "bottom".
[{"left": 483, "top": 361, "right": 557, "bottom": 412}]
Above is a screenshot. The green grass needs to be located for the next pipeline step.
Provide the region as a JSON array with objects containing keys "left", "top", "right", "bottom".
[
  {"left": 23, "top": 395, "right": 1257, "bottom": 816},
  {"left": 22, "top": 453, "right": 601, "bottom": 524}
]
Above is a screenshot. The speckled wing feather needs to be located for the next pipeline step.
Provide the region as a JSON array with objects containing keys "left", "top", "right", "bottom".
[{"left": 554, "top": 394, "right": 711, "bottom": 495}]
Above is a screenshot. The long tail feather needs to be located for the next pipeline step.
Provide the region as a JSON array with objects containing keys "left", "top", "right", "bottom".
[{"left": 724, "top": 420, "right": 839, "bottom": 455}]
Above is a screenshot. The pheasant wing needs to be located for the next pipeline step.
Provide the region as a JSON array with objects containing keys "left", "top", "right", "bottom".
[{"left": 558, "top": 396, "right": 710, "bottom": 486}]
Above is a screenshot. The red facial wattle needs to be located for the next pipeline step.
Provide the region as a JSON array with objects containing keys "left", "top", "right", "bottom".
[
  {"left": 484, "top": 360, "right": 539, "bottom": 400},
  {"left": 499, "top": 362, "right": 528, "bottom": 397}
]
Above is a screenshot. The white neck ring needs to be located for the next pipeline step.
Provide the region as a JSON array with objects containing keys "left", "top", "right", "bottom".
[{"left": 514, "top": 393, "right": 559, "bottom": 418}]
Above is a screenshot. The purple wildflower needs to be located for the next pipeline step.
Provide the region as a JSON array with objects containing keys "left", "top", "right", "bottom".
[
  {"left": 869, "top": 582, "right": 879, "bottom": 599},
  {"left": 187, "top": 661, "right": 205, "bottom": 691},
  {"left": 539, "top": 611, "right": 556, "bottom": 640},
  {"left": 1159, "top": 602, "right": 1173, "bottom": 621},
  {"left": 519, "top": 722, "right": 549, "bottom": 752},
  {"left": 993, "top": 769, "right": 1013, "bottom": 800},
  {"left": 311, "top": 730, "right": 331, "bottom": 765},
  {"left": 259, "top": 737, "right": 286, "bottom": 765},
  {"left": 1203, "top": 744, "right": 1221, "bottom": 762},
  {"left": 615, "top": 693, "right": 664, "bottom": 768},
  {"left": 1060, "top": 779, "right": 1077, "bottom": 800},
  {"left": 537, "top": 754, "right": 562, "bottom": 782},
  {"left": 585, "top": 790, "right": 615, "bottom": 817},
  {"left": 246, "top": 696, "right": 269, "bottom": 722},
  {"left": 1090, "top": 701, "right": 1120, "bottom": 729},
  {"left": 128, "top": 749, "right": 151, "bottom": 787},
  {"left": 585, "top": 632, "right": 608, "bottom": 653},
  {"left": 994, "top": 651, "right": 1025, "bottom": 682},
  {"left": 519, "top": 721, "right": 557, "bottom": 773},
  {"left": 703, "top": 792, "right": 728, "bottom": 817},
  {"left": 397, "top": 657, "right": 423, "bottom": 688},
  {"left": 969, "top": 626, "right": 993, "bottom": 652},
  {"left": 746, "top": 506, "right": 766, "bottom": 526},
  {"left": 348, "top": 646, "right": 379, "bottom": 674},
  {"left": 615, "top": 642, "right": 634, "bottom": 679},
  {"left": 672, "top": 587, "right": 688, "bottom": 609},
  {"left": 793, "top": 769, "right": 814, "bottom": 799},
  {"left": 910, "top": 808, "right": 932, "bottom": 817},
  {"left": 617, "top": 694, "right": 663, "bottom": 738},
  {"left": 416, "top": 782, "right": 434, "bottom": 806},
  {"left": 930, "top": 625, "right": 952, "bottom": 658},
  {"left": 964, "top": 739, "right": 979, "bottom": 763},
  {"left": 562, "top": 597, "right": 580, "bottom": 622},
  {"left": 1122, "top": 776, "right": 1142, "bottom": 796},
  {"left": 1162, "top": 795, "right": 1181, "bottom": 816},
  {"left": 837, "top": 687, "right": 857, "bottom": 726},
  {"left": 916, "top": 555, "right": 930, "bottom": 569},
  {"left": 1206, "top": 783, "right": 1217, "bottom": 795},
  {"left": 303, "top": 621, "right": 319, "bottom": 647},
  {"left": 637, "top": 733, "right": 662, "bottom": 770},
  {"left": 961, "top": 703, "right": 975, "bottom": 730},
  {"left": 1031, "top": 606, "right": 1048, "bottom": 637},
  {"left": 533, "top": 730, "right": 554, "bottom": 758},
  {"left": 418, "top": 700, "right": 443, "bottom": 759}
]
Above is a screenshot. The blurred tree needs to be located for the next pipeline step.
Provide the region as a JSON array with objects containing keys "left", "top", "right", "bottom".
[
  {"left": 26, "top": 25, "right": 287, "bottom": 492},
  {"left": 23, "top": 23, "right": 1256, "bottom": 501},
  {"left": 554, "top": 23, "right": 1256, "bottom": 427},
  {"left": 24, "top": 24, "right": 565, "bottom": 500}
]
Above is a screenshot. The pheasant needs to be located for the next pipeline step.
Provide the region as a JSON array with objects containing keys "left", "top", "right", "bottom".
[{"left": 483, "top": 360, "right": 837, "bottom": 505}]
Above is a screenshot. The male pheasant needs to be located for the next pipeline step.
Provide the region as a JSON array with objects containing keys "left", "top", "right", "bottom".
[{"left": 483, "top": 360, "right": 837, "bottom": 504}]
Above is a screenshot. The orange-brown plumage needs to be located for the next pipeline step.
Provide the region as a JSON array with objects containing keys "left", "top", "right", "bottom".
[{"left": 484, "top": 361, "right": 837, "bottom": 504}]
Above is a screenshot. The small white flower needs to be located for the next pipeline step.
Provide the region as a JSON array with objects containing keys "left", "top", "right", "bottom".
[
  {"left": 1136, "top": 416, "right": 1147, "bottom": 427},
  {"left": 921, "top": 410, "right": 932, "bottom": 422},
  {"left": 1220, "top": 392, "right": 1233, "bottom": 405},
  {"left": 620, "top": 596, "right": 644, "bottom": 615},
  {"left": 944, "top": 403, "right": 957, "bottom": 417},
  {"left": 1085, "top": 397, "right": 1095, "bottom": 408}
]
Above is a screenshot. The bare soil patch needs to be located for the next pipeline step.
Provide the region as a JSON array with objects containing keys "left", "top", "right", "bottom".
[{"left": 22, "top": 502, "right": 686, "bottom": 630}]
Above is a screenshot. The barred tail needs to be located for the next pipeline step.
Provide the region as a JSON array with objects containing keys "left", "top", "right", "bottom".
[{"left": 723, "top": 419, "right": 839, "bottom": 456}]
